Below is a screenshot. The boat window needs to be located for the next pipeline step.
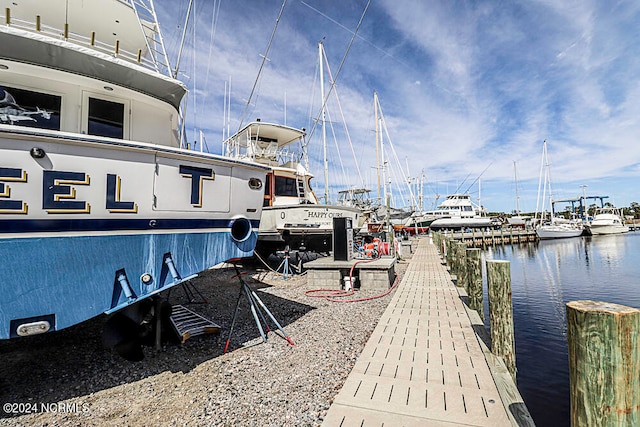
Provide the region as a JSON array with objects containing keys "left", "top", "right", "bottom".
[
  {"left": 275, "top": 176, "right": 297, "bottom": 197},
  {"left": 0, "top": 85, "right": 60, "bottom": 130},
  {"left": 464, "top": 206, "right": 473, "bottom": 211},
  {"left": 87, "top": 97, "right": 125, "bottom": 139}
]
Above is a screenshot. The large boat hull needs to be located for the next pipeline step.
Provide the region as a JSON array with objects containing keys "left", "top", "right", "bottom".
[
  {"left": 587, "top": 225, "right": 629, "bottom": 235},
  {"left": 429, "top": 217, "right": 494, "bottom": 230},
  {"left": 0, "top": 129, "right": 267, "bottom": 339}
]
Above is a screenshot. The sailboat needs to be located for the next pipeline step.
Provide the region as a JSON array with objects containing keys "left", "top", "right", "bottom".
[
  {"left": 0, "top": 0, "right": 268, "bottom": 353},
  {"left": 534, "top": 141, "right": 583, "bottom": 239},
  {"left": 368, "top": 91, "right": 416, "bottom": 233}
]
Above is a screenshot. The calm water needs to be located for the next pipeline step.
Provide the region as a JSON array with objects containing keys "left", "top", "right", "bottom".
[{"left": 482, "top": 231, "right": 640, "bottom": 426}]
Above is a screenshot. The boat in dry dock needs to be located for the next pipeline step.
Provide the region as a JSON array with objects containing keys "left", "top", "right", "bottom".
[
  {"left": 224, "top": 121, "right": 360, "bottom": 255},
  {"left": 0, "top": 0, "right": 268, "bottom": 356}
]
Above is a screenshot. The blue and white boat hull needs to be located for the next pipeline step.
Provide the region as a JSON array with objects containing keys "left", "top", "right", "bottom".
[{"left": 0, "top": 129, "right": 268, "bottom": 340}]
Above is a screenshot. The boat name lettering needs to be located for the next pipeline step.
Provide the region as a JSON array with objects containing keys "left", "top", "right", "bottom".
[
  {"left": 307, "top": 211, "right": 344, "bottom": 219},
  {"left": 179, "top": 165, "right": 215, "bottom": 207},
  {"left": 0, "top": 167, "right": 28, "bottom": 214},
  {"left": 106, "top": 174, "right": 138, "bottom": 213},
  {"left": 1, "top": 164, "right": 215, "bottom": 215},
  {"left": 43, "top": 170, "right": 91, "bottom": 213}
]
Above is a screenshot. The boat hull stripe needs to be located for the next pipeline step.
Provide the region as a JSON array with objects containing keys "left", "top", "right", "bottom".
[{"left": 0, "top": 218, "right": 261, "bottom": 233}]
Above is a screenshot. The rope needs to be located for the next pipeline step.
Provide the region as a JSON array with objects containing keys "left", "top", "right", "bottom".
[
  {"left": 304, "top": 0, "right": 371, "bottom": 143},
  {"left": 237, "top": 0, "right": 288, "bottom": 130}
]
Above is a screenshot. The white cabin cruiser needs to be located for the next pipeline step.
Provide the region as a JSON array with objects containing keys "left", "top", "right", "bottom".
[
  {"left": 0, "top": 0, "right": 268, "bottom": 358},
  {"left": 224, "top": 121, "right": 360, "bottom": 255},
  {"left": 585, "top": 207, "right": 629, "bottom": 235},
  {"left": 406, "top": 194, "right": 493, "bottom": 230}
]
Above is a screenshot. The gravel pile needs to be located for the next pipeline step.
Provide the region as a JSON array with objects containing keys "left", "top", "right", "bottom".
[{"left": 0, "top": 252, "right": 410, "bottom": 427}]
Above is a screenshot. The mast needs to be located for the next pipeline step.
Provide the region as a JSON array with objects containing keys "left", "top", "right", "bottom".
[
  {"left": 515, "top": 161, "right": 521, "bottom": 214},
  {"left": 380, "top": 115, "right": 387, "bottom": 205},
  {"left": 319, "top": 42, "right": 329, "bottom": 204},
  {"left": 478, "top": 178, "right": 482, "bottom": 216},
  {"left": 374, "top": 91, "right": 381, "bottom": 202},
  {"left": 173, "top": 0, "right": 194, "bottom": 79},
  {"left": 544, "top": 140, "right": 555, "bottom": 221},
  {"left": 419, "top": 169, "right": 425, "bottom": 212}
]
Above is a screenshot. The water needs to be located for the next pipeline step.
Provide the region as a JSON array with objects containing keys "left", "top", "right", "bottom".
[{"left": 483, "top": 232, "right": 640, "bottom": 427}]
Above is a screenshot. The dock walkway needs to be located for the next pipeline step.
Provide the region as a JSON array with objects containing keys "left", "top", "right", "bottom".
[{"left": 322, "top": 238, "right": 516, "bottom": 426}]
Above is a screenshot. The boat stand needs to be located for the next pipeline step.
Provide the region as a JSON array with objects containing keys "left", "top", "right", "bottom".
[
  {"left": 224, "top": 259, "right": 294, "bottom": 353},
  {"left": 274, "top": 247, "right": 294, "bottom": 280},
  {"left": 166, "top": 279, "right": 208, "bottom": 304}
]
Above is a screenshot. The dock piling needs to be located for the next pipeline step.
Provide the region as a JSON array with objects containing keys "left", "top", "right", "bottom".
[
  {"left": 566, "top": 300, "right": 640, "bottom": 426},
  {"left": 455, "top": 242, "right": 467, "bottom": 288},
  {"left": 486, "top": 260, "right": 516, "bottom": 380},
  {"left": 466, "top": 248, "right": 483, "bottom": 319}
]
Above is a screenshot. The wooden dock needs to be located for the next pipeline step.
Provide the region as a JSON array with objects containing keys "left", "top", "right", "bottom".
[
  {"left": 322, "top": 237, "right": 532, "bottom": 426},
  {"left": 443, "top": 228, "right": 538, "bottom": 248}
]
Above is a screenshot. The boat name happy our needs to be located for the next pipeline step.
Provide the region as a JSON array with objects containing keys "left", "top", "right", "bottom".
[{"left": 306, "top": 211, "right": 344, "bottom": 219}]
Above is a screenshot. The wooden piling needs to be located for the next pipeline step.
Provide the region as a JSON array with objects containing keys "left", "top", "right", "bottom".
[
  {"left": 466, "top": 248, "right": 483, "bottom": 319},
  {"left": 455, "top": 242, "right": 467, "bottom": 288},
  {"left": 566, "top": 300, "right": 640, "bottom": 426},
  {"left": 486, "top": 260, "right": 516, "bottom": 380},
  {"left": 446, "top": 238, "right": 455, "bottom": 272}
]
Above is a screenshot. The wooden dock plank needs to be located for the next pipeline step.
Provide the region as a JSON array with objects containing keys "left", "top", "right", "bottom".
[{"left": 322, "top": 237, "right": 515, "bottom": 426}]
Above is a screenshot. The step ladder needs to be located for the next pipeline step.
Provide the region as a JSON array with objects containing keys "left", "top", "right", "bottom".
[
  {"left": 296, "top": 178, "right": 305, "bottom": 201},
  {"left": 169, "top": 304, "right": 220, "bottom": 344}
]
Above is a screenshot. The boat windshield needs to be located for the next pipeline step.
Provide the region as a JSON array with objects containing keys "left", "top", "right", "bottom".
[{"left": 275, "top": 176, "right": 298, "bottom": 197}]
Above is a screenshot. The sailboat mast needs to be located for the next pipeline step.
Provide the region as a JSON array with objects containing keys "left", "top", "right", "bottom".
[
  {"left": 543, "top": 140, "right": 554, "bottom": 219},
  {"left": 319, "top": 42, "right": 329, "bottom": 204},
  {"left": 419, "top": 169, "right": 425, "bottom": 211},
  {"left": 515, "top": 162, "right": 520, "bottom": 214},
  {"left": 478, "top": 179, "right": 482, "bottom": 216},
  {"left": 380, "top": 116, "right": 387, "bottom": 204},
  {"left": 374, "top": 91, "right": 381, "bottom": 202}
]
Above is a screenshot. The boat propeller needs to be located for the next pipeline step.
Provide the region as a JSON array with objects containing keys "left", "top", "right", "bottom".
[{"left": 102, "top": 298, "right": 176, "bottom": 361}]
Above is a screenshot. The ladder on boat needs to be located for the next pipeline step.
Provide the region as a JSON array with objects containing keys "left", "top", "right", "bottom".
[
  {"left": 169, "top": 304, "right": 220, "bottom": 344},
  {"left": 296, "top": 177, "right": 305, "bottom": 202},
  {"left": 130, "top": 0, "right": 172, "bottom": 76}
]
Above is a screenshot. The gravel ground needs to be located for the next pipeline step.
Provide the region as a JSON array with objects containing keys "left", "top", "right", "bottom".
[{"left": 0, "top": 249, "right": 411, "bottom": 427}]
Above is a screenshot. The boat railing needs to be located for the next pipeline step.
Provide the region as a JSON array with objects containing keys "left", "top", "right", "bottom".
[
  {"left": 3, "top": 8, "right": 170, "bottom": 76},
  {"left": 278, "top": 151, "right": 301, "bottom": 165}
]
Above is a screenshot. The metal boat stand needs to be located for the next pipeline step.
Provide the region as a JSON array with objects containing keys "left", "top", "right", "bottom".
[
  {"left": 274, "top": 246, "right": 294, "bottom": 280},
  {"left": 224, "top": 258, "right": 295, "bottom": 353},
  {"left": 160, "top": 253, "right": 219, "bottom": 348}
]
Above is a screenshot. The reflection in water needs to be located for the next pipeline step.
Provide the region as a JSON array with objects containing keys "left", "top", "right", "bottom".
[{"left": 483, "top": 233, "right": 640, "bottom": 427}]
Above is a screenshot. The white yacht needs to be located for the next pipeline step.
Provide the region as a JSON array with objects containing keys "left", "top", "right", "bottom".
[
  {"left": 405, "top": 194, "right": 493, "bottom": 230},
  {"left": 585, "top": 207, "right": 629, "bottom": 235},
  {"left": 224, "top": 121, "right": 360, "bottom": 255},
  {"left": 0, "top": 0, "right": 268, "bottom": 355}
]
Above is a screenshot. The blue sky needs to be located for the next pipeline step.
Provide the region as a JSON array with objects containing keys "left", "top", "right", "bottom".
[{"left": 155, "top": 0, "right": 640, "bottom": 214}]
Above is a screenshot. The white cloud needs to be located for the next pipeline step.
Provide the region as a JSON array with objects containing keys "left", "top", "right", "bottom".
[{"left": 158, "top": 0, "right": 640, "bottom": 210}]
